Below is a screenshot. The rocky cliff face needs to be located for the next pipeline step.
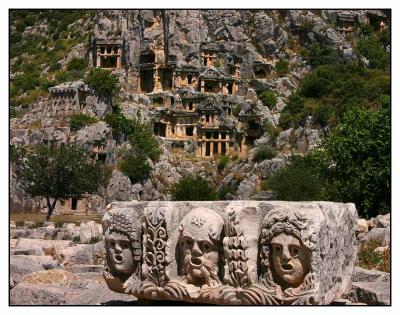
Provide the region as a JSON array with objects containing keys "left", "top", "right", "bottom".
[{"left": 9, "top": 9, "right": 389, "bottom": 214}]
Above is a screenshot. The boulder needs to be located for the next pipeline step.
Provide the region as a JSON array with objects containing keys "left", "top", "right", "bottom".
[
  {"left": 369, "top": 213, "right": 390, "bottom": 229},
  {"left": 235, "top": 175, "right": 257, "bottom": 199},
  {"left": 79, "top": 221, "right": 101, "bottom": 243},
  {"left": 360, "top": 227, "right": 390, "bottom": 246},
  {"left": 356, "top": 218, "right": 369, "bottom": 234},
  {"left": 351, "top": 266, "right": 390, "bottom": 283},
  {"left": 57, "top": 244, "right": 95, "bottom": 265},
  {"left": 10, "top": 255, "right": 60, "bottom": 285},
  {"left": 350, "top": 281, "right": 390, "bottom": 305},
  {"left": 15, "top": 238, "right": 73, "bottom": 254},
  {"left": 106, "top": 170, "right": 132, "bottom": 204}
]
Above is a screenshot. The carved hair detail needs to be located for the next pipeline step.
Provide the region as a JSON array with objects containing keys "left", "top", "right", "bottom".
[{"left": 107, "top": 211, "right": 142, "bottom": 261}]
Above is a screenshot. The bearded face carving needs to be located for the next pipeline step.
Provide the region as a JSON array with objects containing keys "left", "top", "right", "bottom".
[
  {"left": 178, "top": 208, "right": 224, "bottom": 288},
  {"left": 270, "top": 233, "right": 310, "bottom": 288}
]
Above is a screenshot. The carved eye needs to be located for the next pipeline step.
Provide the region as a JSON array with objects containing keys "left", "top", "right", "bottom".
[
  {"left": 185, "top": 238, "right": 193, "bottom": 248},
  {"left": 201, "top": 242, "right": 211, "bottom": 252},
  {"left": 273, "top": 245, "right": 281, "bottom": 253},
  {"left": 121, "top": 242, "right": 129, "bottom": 250},
  {"left": 110, "top": 241, "right": 115, "bottom": 248},
  {"left": 290, "top": 246, "right": 300, "bottom": 257}
]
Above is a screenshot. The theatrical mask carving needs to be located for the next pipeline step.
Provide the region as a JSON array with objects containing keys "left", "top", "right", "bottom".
[
  {"left": 260, "top": 208, "right": 312, "bottom": 290},
  {"left": 105, "top": 232, "right": 136, "bottom": 276},
  {"left": 270, "top": 233, "right": 310, "bottom": 288},
  {"left": 103, "top": 212, "right": 142, "bottom": 292},
  {"left": 178, "top": 207, "right": 224, "bottom": 288}
]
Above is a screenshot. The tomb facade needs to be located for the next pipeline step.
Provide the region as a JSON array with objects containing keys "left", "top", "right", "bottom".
[{"left": 103, "top": 200, "right": 358, "bottom": 305}]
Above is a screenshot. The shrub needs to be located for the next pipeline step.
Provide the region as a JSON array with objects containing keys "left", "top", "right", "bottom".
[
  {"left": 265, "top": 151, "right": 329, "bottom": 201},
  {"left": 67, "top": 58, "right": 86, "bottom": 71},
  {"left": 264, "top": 121, "right": 281, "bottom": 145},
  {"left": 217, "top": 182, "right": 237, "bottom": 200},
  {"left": 170, "top": 175, "right": 216, "bottom": 201},
  {"left": 357, "top": 35, "right": 390, "bottom": 70},
  {"left": 233, "top": 104, "right": 241, "bottom": 117},
  {"left": 69, "top": 114, "right": 98, "bottom": 131},
  {"left": 275, "top": 59, "right": 289, "bottom": 76},
  {"left": 119, "top": 153, "right": 151, "bottom": 183},
  {"left": 357, "top": 238, "right": 390, "bottom": 272},
  {"left": 49, "top": 62, "right": 62, "bottom": 72},
  {"left": 55, "top": 70, "right": 84, "bottom": 83},
  {"left": 302, "top": 43, "right": 342, "bottom": 67},
  {"left": 265, "top": 164, "right": 326, "bottom": 201},
  {"left": 128, "top": 121, "right": 161, "bottom": 161},
  {"left": 85, "top": 68, "right": 119, "bottom": 97},
  {"left": 252, "top": 145, "right": 276, "bottom": 162},
  {"left": 259, "top": 90, "right": 277, "bottom": 108},
  {"left": 217, "top": 155, "right": 230, "bottom": 171},
  {"left": 12, "top": 72, "right": 40, "bottom": 93}
]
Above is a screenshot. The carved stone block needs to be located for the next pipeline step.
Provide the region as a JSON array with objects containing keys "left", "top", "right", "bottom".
[{"left": 102, "top": 201, "right": 357, "bottom": 305}]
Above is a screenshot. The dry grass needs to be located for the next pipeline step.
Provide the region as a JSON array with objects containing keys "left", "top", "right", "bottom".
[
  {"left": 10, "top": 213, "right": 103, "bottom": 225},
  {"left": 357, "top": 238, "right": 390, "bottom": 272}
]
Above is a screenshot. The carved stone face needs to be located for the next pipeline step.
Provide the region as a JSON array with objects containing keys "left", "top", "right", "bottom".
[
  {"left": 182, "top": 231, "right": 219, "bottom": 281},
  {"left": 271, "top": 233, "right": 310, "bottom": 288},
  {"left": 179, "top": 208, "right": 223, "bottom": 287},
  {"left": 105, "top": 232, "right": 136, "bottom": 276}
]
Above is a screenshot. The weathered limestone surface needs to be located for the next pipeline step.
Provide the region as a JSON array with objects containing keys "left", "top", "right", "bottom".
[{"left": 102, "top": 201, "right": 357, "bottom": 305}]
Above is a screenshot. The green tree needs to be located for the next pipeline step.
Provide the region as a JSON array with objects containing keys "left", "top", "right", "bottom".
[
  {"left": 259, "top": 90, "right": 277, "bottom": 108},
  {"left": 12, "top": 144, "right": 105, "bottom": 220},
  {"left": 84, "top": 68, "right": 119, "bottom": 97},
  {"left": 323, "top": 104, "right": 390, "bottom": 218},
  {"left": 171, "top": 175, "right": 216, "bottom": 201}
]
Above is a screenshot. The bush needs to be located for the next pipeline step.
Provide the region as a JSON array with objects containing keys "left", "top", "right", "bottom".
[
  {"left": 275, "top": 59, "right": 289, "bottom": 76},
  {"left": 170, "top": 175, "right": 216, "bottom": 201},
  {"left": 357, "top": 35, "right": 390, "bottom": 70},
  {"left": 263, "top": 121, "right": 281, "bottom": 145},
  {"left": 265, "top": 165, "right": 326, "bottom": 201},
  {"left": 217, "top": 155, "right": 230, "bottom": 171},
  {"left": 119, "top": 153, "right": 151, "bottom": 183},
  {"left": 252, "top": 145, "right": 276, "bottom": 162},
  {"left": 55, "top": 70, "right": 84, "bottom": 83},
  {"left": 357, "top": 238, "right": 390, "bottom": 272},
  {"left": 12, "top": 72, "right": 40, "bottom": 93},
  {"left": 84, "top": 68, "right": 119, "bottom": 97},
  {"left": 67, "top": 58, "right": 86, "bottom": 71},
  {"left": 259, "top": 90, "right": 277, "bottom": 108},
  {"left": 302, "top": 43, "right": 342, "bottom": 67},
  {"left": 264, "top": 151, "right": 329, "bottom": 201},
  {"left": 49, "top": 63, "right": 62, "bottom": 72},
  {"left": 105, "top": 112, "right": 161, "bottom": 161},
  {"left": 233, "top": 104, "right": 241, "bottom": 117},
  {"left": 69, "top": 114, "right": 98, "bottom": 131},
  {"left": 217, "top": 182, "right": 237, "bottom": 200}
]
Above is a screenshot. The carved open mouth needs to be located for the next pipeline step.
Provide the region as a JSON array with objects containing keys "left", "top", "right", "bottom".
[
  {"left": 190, "top": 257, "right": 202, "bottom": 267},
  {"left": 281, "top": 263, "right": 293, "bottom": 271},
  {"left": 114, "top": 254, "right": 123, "bottom": 263}
]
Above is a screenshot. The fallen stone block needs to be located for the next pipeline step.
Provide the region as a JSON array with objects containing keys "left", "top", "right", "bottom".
[
  {"left": 360, "top": 227, "right": 390, "bottom": 246},
  {"left": 16, "top": 238, "right": 73, "bottom": 255},
  {"left": 10, "top": 255, "right": 60, "bottom": 285},
  {"left": 350, "top": 281, "right": 390, "bottom": 305},
  {"left": 67, "top": 264, "right": 104, "bottom": 273},
  {"left": 101, "top": 200, "right": 357, "bottom": 305},
  {"left": 352, "top": 266, "right": 390, "bottom": 283}
]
